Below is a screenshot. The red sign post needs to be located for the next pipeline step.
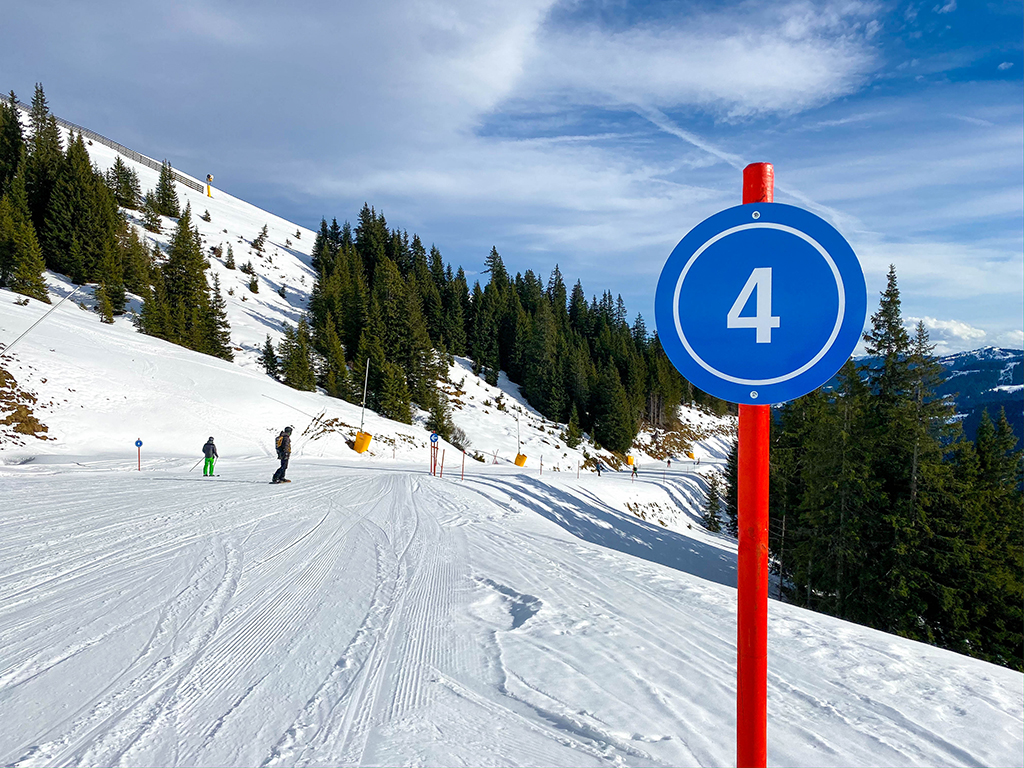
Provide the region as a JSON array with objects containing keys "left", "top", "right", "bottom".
[
  {"left": 737, "top": 162, "right": 773, "bottom": 768},
  {"left": 656, "top": 160, "right": 865, "bottom": 768}
]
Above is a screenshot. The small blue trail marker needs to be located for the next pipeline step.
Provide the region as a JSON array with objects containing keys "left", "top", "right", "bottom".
[
  {"left": 430, "top": 433, "right": 438, "bottom": 443},
  {"left": 655, "top": 202, "right": 866, "bottom": 405}
]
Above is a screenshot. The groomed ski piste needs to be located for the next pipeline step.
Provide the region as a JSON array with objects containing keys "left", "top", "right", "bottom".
[{"left": 1, "top": 133, "right": 1022, "bottom": 767}]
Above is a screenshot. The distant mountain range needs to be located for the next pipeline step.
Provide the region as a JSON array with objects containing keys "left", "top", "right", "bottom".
[
  {"left": 836, "top": 347, "right": 1023, "bottom": 444},
  {"left": 935, "top": 347, "right": 1023, "bottom": 445}
]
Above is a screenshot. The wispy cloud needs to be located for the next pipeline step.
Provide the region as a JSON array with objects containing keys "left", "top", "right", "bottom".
[
  {"left": 516, "top": 2, "right": 882, "bottom": 118},
  {"left": 933, "top": 1, "right": 957, "bottom": 14}
]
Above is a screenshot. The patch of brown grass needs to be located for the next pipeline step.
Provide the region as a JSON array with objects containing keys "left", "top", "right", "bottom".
[{"left": 0, "top": 365, "right": 52, "bottom": 444}]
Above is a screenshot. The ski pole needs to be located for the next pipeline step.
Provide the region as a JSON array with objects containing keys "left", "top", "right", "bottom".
[{"left": 190, "top": 458, "right": 203, "bottom": 472}]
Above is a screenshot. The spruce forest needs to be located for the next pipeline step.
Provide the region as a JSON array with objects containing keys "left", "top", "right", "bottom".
[{"left": 2, "top": 85, "right": 1021, "bottom": 672}]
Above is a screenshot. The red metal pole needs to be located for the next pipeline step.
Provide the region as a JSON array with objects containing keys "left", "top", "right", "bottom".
[
  {"left": 462, "top": 450, "right": 465, "bottom": 481},
  {"left": 737, "top": 162, "right": 772, "bottom": 768},
  {"left": 138, "top": 446, "right": 141, "bottom": 471}
]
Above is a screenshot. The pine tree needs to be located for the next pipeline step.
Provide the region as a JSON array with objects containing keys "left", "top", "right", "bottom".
[
  {"left": 564, "top": 404, "right": 583, "bottom": 448},
  {"left": 161, "top": 204, "right": 212, "bottom": 349},
  {"left": 403, "top": 276, "right": 438, "bottom": 408},
  {"left": 43, "top": 132, "right": 123, "bottom": 286},
  {"left": 0, "top": 174, "right": 49, "bottom": 303},
  {"left": 225, "top": 244, "right": 236, "bottom": 269},
  {"left": 252, "top": 224, "right": 268, "bottom": 254},
  {"left": 24, "top": 85, "right": 63, "bottom": 234},
  {"left": 153, "top": 160, "right": 180, "bottom": 218},
  {"left": 702, "top": 473, "right": 724, "bottom": 532},
  {"left": 310, "top": 219, "right": 332, "bottom": 274},
  {"left": 204, "top": 273, "right": 233, "bottom": 361},
  {"left": 591, "top": 363, "right": 634, "bottom": 452},
  {"left": 258, "top": 335, "right": 279, "bottom": 378},
  {"left": 354, "top": 203, "right": 387, "bottom": 285},
  {"left": 95, "top": 285, "right": 115, "bottom": 323},
  {"left": 138, "top": 262, "right": 172, "bottom": 341},
  {"left": 378, "top": 360, "right": 412, "bottom": 423},
  {"left": 105, "top": 156, "right": 141, "bottom": 209},
  {"left": 41, "top": 132, "right": 92, "bottom": 278},
  {"left": 279, "top": 320, "right": 316, "bottom": 391},
  {"left": 118, "top": 226, "right": 152, "bottom": 296},
  {"left": 724, "top": 439, "right": 739, "bottom": 536},
  {"left": 0, "top": 93, "right": 25, "bottom": 198},
  {"left": 963, "top": 407, "right": 1024, "bottom": 669},
  {"left": 318, "top": 318, "right": 351, "bottom": 400},
  {"left": 425, "top": 387, "right": 454, "bottom": 441},
  {"left": 141, "top": 192, "right": 161, "bottom": 232}
]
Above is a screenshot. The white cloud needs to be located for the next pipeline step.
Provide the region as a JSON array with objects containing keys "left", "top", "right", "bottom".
[
  {"left": 905, "top": 316, "right": 987, "bottom": 355},
  {"left": 515, "top": 2, "right": 881, "bottom": 119},
  {"left": 933, "top": 0, "right": 956, "bottom": 13},
  {"left": 994, "top": 330, "right": 1024, "bottom": 349},
  {"left": 907, "top": 316, "right": 985, "bottom": 340},
  {"left": 998, "top": 62, "right": 1013, "bottom": 71}
]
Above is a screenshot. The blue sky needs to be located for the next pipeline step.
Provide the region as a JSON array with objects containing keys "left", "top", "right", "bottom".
[{"left": 4, "top": 0, "right": 1021, "bottom": 353}]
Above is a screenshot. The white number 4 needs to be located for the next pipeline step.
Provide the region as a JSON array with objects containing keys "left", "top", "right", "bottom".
[{"left": 727, "top": 267, "right": 780, "bottom": 344}]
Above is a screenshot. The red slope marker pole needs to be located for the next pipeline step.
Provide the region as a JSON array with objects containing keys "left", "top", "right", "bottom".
[{"left": 737, "top": 162, "right": 773, "bottom": 768}]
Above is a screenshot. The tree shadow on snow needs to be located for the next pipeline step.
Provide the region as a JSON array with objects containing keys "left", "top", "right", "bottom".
[{"left": 468, "top": 475, "right": 737, "bottom": 589}]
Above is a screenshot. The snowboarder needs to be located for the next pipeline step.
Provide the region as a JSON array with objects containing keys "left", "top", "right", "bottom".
[
  {"left": 271, "top": 426, "right": 292, "bottom": 484},
  {"left": 202, "top": 436, "right": 218, "bottom": 476}
]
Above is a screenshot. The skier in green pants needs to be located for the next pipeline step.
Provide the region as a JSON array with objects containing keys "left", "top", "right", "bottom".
[{"left": 202, "top": 436, "right": 218, "bottom": 476}]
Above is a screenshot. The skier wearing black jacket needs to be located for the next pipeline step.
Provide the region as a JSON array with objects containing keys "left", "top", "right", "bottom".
[
  {"left": 271, "top": 426, "right": 292, "bottom": 484},
  {"left": 202, "top": 437, "right": 218, "bottom": 476}
]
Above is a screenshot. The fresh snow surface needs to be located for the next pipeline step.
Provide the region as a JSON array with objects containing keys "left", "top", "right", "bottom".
[{"left": 0, "top": 138, "right": 1021, "bottom": 766}]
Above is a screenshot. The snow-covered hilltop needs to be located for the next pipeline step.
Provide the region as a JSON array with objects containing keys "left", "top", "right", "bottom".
[{"left": 1, "top": 133, "right": 1021, "bottom": 767}]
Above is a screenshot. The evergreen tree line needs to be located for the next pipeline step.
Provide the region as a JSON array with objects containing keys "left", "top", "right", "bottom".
[
  {"left": 764, "top": 266, "right": 1022, "bottom": 670},
  {"left": 262, "top": 204, "right": 726, "bottom": 450},
  {"left": 3, "top": 84, "right": 232, "bottom": 358},
  {"left": 0, "top": 85, "right": 155, "bottom": 319}
]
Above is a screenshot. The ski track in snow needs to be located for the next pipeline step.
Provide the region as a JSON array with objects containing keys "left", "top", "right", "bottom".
[{"left": 1, "top": 461, "right": 1022, "bottom": 766}]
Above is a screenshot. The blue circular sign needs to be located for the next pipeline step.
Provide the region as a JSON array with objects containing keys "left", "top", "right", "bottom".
[
  {"left": 655, "top": 203, "right": 866, "bottom": 404},
  {"left": 135, "top": 439, "right": 143, "bottom": 447},
  {"left": 430, "top": 433, "right": 438, "bottom": 443}
]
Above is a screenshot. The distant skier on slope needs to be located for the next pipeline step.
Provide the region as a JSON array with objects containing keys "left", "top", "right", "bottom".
[
  {"left": 202, "top": 436, "right": 218, "bottom": 476},
  {"left": 631, "top": 463, "right": 638, "bottom": 478},
  {"left": 271, "top": 426, "right": 292, "bottom": 484}
]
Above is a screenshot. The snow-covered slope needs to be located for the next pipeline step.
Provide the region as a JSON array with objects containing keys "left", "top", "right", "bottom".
[
  {"left": 65, "top": 131, "right": 320, "bottom": 375},
  {"left": 1, "top": 289, "right": 1021, "bottom": 767},
  {"left": 0, "top": 138, "right": 1021, "bottom": 767}
]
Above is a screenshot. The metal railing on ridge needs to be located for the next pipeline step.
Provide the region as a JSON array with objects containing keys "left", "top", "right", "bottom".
[{"left": 4, "top": 93, "right": 204, "bottom": 193}]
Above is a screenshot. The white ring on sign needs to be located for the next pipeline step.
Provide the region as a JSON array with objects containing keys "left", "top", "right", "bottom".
[{"left": 672, "top": 222, "right": 845, "bottom": 386}]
